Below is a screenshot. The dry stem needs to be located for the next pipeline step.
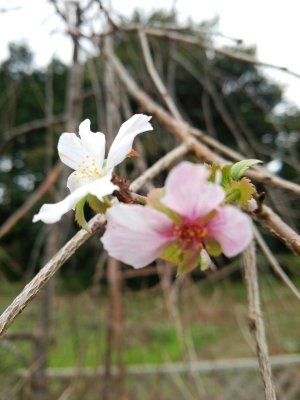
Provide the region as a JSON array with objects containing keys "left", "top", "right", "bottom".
[
  {"left": 0, "top": 140, "right": 190, "bottom": 336},
  {"left": 0, "top": 164, "right": 63, "bottom": 240},
  {"left": 254, "top": 226, "right": 300, "bottom": 301},
  {"left": 0, "top": 214, "right": 105, "bottom": 336},
  {"left": 242, "top": 240, "right": 277, "bottom": 400}
]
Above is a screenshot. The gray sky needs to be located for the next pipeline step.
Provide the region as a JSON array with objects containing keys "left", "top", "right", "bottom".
[{"left": 1, "top": 0, "right": 300, "bottom": 107}]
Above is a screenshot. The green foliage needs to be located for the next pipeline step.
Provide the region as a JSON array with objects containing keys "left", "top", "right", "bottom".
[
  {"left": 1, "top": 278, "right": 299, "bottom": 370},
  {"left": 208, "top": 161, "right": 258, "bottom": 206},
  {"left": 75, "top": 197, "right": 90, "bottom": 232},
  {"left": 226, "top": 177, "right": 256, "bottom": 206},
  {"left": 230, "top": 159, "right": 262, "bottom": 180}
]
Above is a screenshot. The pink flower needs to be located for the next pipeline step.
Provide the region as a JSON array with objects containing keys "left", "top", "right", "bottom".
[{"left": 101, "top": 162, "right": 252, "bottom": 272}]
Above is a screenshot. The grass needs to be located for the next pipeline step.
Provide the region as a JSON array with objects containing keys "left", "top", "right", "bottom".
[{"left": 0, "top": 274, "right": 300, "bottom": 371}]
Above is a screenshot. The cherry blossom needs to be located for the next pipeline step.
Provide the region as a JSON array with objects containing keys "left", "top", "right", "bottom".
[
  {"left": 33, "top": 114, "right": 153, "bottom": 224},
  {"left": 101, "top": 162, "right": 252, "bottom": 272}
]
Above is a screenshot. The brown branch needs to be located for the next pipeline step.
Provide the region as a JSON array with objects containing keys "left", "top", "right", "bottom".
[
  {"left": 106, "top": 46, "right": 300, "bottom": 196},
  {"left": 242, "top": 240, "right": 277, "bottom": 400},
  {"left": 0, "top": 115, "right": 66, "bottom": 154},
  {"left": 0, "top": 163, "right": 63, "bottom": 240},
  {"left": 130, "top": 142, "right": 193, "bottom": 192},
  {"left": 251, "top": 204, "right": 300, "bottom": 257},
  {"left": 84, "top": 26, "right": 300, "bottom": 79},
  {"left": 143, "top": 28, "right": 300, "bottom": 79},
  {"left": 105, "top": 46, "right": 300, "bottom": 255},
  {"left": 0, "top": 143, "right": 194, "bottom": 335},
  {"left": 0, "top": 213, "right": 105, "bottom": 336},
  {"left": 175, "top": 53, "right": 249, "bottom": 154},
  {"left": 254, "top": 227, "right": 300, "bottom": 301},
  {"left": 96, "top": 0, "right": 119, "bottom": 31},
  {"left": 139, "top": 30, "right": 182, "bottom": 120}
]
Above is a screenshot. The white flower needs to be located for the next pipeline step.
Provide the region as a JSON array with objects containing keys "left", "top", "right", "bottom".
[{"left": 33, "top": 114, "right": 153, "bottom": 224}]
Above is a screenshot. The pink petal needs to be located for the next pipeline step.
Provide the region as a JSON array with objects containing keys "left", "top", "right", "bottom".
[
  {"left": 101, "top": 204, "right": 174, "bottom": 268},
  {"left": 207, "top": 206, "right": 252, "bottom": 257},
  {"left": 161, "top": 162, "right": 225, "bottom": 221}
]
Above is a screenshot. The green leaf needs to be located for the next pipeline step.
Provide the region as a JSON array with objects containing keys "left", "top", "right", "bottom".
[
  {"left": 75, "top": 197, "right": 91, "bottom": 232},
  {"left": 224, "top": 188, "right": 241, "bottom": 204},
  {"left": 228, "top": 177, "right": 256, "bottom": 206},
  {"left": 231, "top": 159, "right": 262, "bottom": 180},
  {"left": 86, "top": 194, "right": 110, "bottom": 214},
  {"left": 204, "top": 237, "right": 222, "bottom": 257},
  {"left": 221, "top": 164, "right": 233, "bottom": 187}
]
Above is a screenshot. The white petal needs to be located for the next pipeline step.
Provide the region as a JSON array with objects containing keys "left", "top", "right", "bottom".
[
  {"left": 67, "top": 170, "right": 118, "bottom": 202},
  {"left": 58, "top": 132, "right": 87, "bottom": 170},
  {"left": 32, "top": 185, "right": 89, "bottom": 224},
  {"left": 79, "top": 119, "right": 91, "bottom": 137},
  {"left": 79, "top": 119, "right": 106, "bottom": 169},
  {"left": 33, "top": 172, "right": 118, "bottom": 224},
  {"left": 106, "top": 114, "right": 153, "bottom": 170},
  {"left": 67, "top": 171, "right": 91, "bottom": 192},
  {"left": 87, "top": 173, "right": 119, "bottom": 200}
]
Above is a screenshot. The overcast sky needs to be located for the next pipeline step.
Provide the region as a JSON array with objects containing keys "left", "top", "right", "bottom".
[{"left": 1, "top": 0, "right": 300, "bottom": 107}]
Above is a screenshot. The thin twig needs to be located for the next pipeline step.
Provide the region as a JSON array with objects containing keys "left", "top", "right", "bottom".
[
  {"left": 0, "top": 143, "right": 194, "bottom": 335},
  {"left": 254, "top": 227, "right": 300, "bottom": 301},
  {"left": 242, "top": 239, "right": 277, "bottom": 400},
  {"left": 142, "top": 28, "right": 300, "bottom": 79},
  {"left": 0, "top": 115, "right": 66, "bottom": 154},
  {"left": 0, "top": 164, "right": 63, "bottom": 240},
  {"left": 139, "top": 30, "right": 182, "bottom": 120},
  {"left": 130, "top": 142, "right": 192, "bottom": 192},
  {"left": 106, "top": 46, "right": 300, "bottom": 254},
  {"left": 0, "top": 214, "right": 105, "bottom": 336},
  {"left": 251, "top": 204, "right": 300, "bottom": 257},
  {"left": 106, "top": 46, "right": 300, "bottom": 196},
  {"left": 79, "top": 24, "right": 300, "bottom": 79}
]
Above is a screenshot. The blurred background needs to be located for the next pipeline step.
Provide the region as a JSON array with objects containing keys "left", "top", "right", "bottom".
[{"left": 0, "top": 1, "right": 300, "bottom": 399}]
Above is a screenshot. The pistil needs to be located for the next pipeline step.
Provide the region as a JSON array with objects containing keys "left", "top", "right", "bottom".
[{"left": 173, "top": 221, "right": 208, "bottom": 247}]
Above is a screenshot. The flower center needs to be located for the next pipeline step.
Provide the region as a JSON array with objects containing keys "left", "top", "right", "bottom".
[
  {"left": 74, "top": 155, "right": 103, "bottom": 182},
  {"left": 173, "top": 221, "right": 208, "bottom": 247}
]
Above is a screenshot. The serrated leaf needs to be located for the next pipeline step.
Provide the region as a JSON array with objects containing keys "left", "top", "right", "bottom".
[
  {"left": 75, "top": 197, "right": 91, "bottom": 232},
  {"left": 147, "top": 188, "right": 182, "bottom": 224},
  {"left": 231, "top": 159, "right": 262, "bottom": 180},
  {"left": 229, "top": 177, "right": 256, "bottom": 206},
  {"left": 86, "top": 194, "right": 109, "bottom": 214},
  {"left": 224, "top": 188, "right": 241, "bottom": 204}
]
